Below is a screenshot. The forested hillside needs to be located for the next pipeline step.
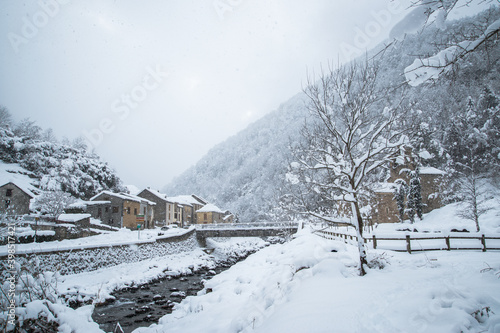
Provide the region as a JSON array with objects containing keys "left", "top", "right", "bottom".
[
  {"left": 165, "top": 7, "right": 500, "bottom": 222},
  {"left": 0, "top": 112, "right": 125, "bottom": 201},
  {"left": 165, "top": 93, "right": 308, "bottom": 221}
]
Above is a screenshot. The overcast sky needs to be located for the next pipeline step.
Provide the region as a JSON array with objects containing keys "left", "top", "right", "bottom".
[{"left": 0, "top": 0, "right": 487, "bottom": 189}]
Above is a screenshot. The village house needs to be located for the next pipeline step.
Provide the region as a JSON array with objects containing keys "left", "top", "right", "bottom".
[
  {"left": 0, "top": 182, "right": 34, "bottom": 216},
  {"left": 88, "top": 191, "right": 156, "bottom": 229},
  {"left": 137, "top": 188, "right": 180, "bottom": 227},
  {"left": 196, "top": 203, "right": 225, "bottom": 224},
  {"left": 372, "top": 151, "right": 446, "bottom": 224},
  {"left": 223, "top": 211, "right": 235, "bottom": 223},
  {"left": 168, "top": 194, "right": 208, "bottom": 225}
]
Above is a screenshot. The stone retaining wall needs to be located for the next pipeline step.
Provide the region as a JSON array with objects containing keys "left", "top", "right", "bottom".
[{"left": 1, "top": 229, "right": 197, "bottom": 276}]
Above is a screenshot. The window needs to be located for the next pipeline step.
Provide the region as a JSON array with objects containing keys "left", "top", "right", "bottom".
[
  {"left": 97, "top": 208, "right": 102, "bottom": 217},
  {"left": 6, "top": 189, "right": 12, "bottom": 197},
  {"left": 112, "top": 206, "right": 119, "bottom": 214},
  {"left": 127, "top": 207, "right": 131, "bottom": 214},
  {"left": 5, "top": 200, "right": 10, "bottom": 208},
  {"left": 105, "top": 207, "right": 109, "bottom": 213},
  {"left": 134, "top": 208, "right": 137, "bottom": 215}
]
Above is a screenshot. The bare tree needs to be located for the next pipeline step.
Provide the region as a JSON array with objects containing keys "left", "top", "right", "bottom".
[
  {"left": 288, "top": 59, "right": 408, "bottom": 276},
  {"left": 456, "top": 164, "right": 491, "bottom": 232},
  {"left": 0, "top": 106, "right": 13, "bottom": 129}
]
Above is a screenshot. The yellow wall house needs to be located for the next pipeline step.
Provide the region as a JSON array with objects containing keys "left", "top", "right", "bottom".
[
  {"left": 196, "top": 203, "right": 225, "bottom": 224},
  {"left": 90, "top": 191, "right": 155, "bottom": 229}
]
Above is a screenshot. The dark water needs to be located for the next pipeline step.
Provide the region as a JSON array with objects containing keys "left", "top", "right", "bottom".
[{"left": 91, "top": 263, "right": 234, "bottom": 333}]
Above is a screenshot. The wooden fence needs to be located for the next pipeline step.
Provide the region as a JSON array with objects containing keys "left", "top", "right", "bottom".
[{"left": 315, "top": 229, "right": 500, "bottom": 253}]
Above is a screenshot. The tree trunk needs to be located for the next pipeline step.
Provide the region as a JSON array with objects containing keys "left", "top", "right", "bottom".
[{"left": 351, "top": 200, "right": 367, "bottom": 276}]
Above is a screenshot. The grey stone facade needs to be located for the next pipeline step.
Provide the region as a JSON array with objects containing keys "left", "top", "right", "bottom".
[
  {"left": 0, "top": 182, "right": 34, "bottom": 215},
  {"left": 89, "top": 193, "right": 124, "bottom": 228},
  {"left": 137, "top": 188, "right": 169, "bottom": 225}
]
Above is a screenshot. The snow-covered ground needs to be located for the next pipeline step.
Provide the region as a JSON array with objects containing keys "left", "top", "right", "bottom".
[
  {"left": 130, "top": 227, "right": 500, "bottom": 333},
  {"left": 5, "top": 237, "right": 269, "bottom": 332},
  {"left": 58, "top": 237, "right": 268, "bottom": 304},
  {"left": 0, "top": 226, "right": 191, "bottom": 256},
  {"left": 373, "top": 198, "right": 500, "bottom": 235},
  {"left": 5, "top": 200, "right": 500, "bottom": 332}
]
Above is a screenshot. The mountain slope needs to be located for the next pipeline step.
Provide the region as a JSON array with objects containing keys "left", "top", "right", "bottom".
[{"left": 164, "top": 93, "right": 308, "bottom": 221}]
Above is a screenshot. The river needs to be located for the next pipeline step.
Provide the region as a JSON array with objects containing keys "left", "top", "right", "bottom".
[{"left": 91, "top": 256, "right": 242, "bottom": 332}]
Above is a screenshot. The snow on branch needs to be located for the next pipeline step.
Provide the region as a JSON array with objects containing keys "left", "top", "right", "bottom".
[{"left": 404, "top": 17, "right": 500, "bottom": 86}]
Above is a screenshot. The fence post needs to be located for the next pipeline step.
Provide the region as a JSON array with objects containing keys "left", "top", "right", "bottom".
[
  {"left": 372, "top": 235, "right": 377, "bottom": 250},
  {"left": 406, "top": 235, "right": 411, "bottom": 254},
  {"left": 445, "top": 236, "right": 450, "bottom": 251},
  {"left": 481, "top": 234, "right": 487, "bottom": 252}
]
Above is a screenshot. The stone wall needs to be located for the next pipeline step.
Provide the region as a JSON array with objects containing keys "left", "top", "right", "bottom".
[{"left": 1, "top": 229, "right": 197, "bottom": 275}]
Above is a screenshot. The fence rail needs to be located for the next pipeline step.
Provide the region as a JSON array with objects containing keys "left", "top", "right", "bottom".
[
  {"left": 195, "top": 222, "right": 299, "bottom": 230},
  {"left": 315, "top": 229, "right": 500, "bottom": 253}
]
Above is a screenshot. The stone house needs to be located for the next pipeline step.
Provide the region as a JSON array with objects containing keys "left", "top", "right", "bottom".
[
  {"left": 372, "top": 162, "right": 446, "bottom": 224},
  {"left": 223, "top": 212, "right": 234, "bottom": 223},
  {"left": 168, "top": 194, "right": 208, "bottom": 225},
  {"left": 196, "top": 203, "right": 225, "bottom": 224},
  {"left": 89, "top": 191, "right": 155, "bottom": 229},
  {"left": 137, "top": 188, "right": 178, "bottom": 227},
  {"left": 0, "top": 182, "right": 34, "bottom": 215}
]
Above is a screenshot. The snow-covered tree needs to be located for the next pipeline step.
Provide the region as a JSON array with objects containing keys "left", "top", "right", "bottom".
[
  {"left": 33, "top": 190, "right": 76, "bottom": 216},
  {"left": 393, "top": 179, "right": 407, "bottom": 223},
  {"left": 0, "top": 106, "right": 13, "bottom": 129},
  {"left": 391, "top": 1, "right": 500, "bottom": 86},
  {"left": 13, "top": 118, "right": 42, "bottom": 141},
  {"left": 406, "top": 168, "right": 423, "bottom": 223},
  {"left": 288, "top": 59, "right": 408, "bottom": 276},
  {"left": 456, "top": 163, "right": 491, "bottom": 232},
  {"left": 41, "top": 128, "right": 58, "bottom": 143},
  {"left": 444, "top": 96, "right": 499, "bottom": 230}
]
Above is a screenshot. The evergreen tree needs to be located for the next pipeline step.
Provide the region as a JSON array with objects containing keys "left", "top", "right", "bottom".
[
  {"left": 393, "top": 179, "right": 407, "bottom": 223},
  {"left": 406, "top": 169, "right": 423, "bottom": 223}
]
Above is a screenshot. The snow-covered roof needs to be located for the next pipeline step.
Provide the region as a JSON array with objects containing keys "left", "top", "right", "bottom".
[
  {"left": 0, "top": 181, "right": 35, "bottom": 198},
  {"left": 167, "top": 195, "right": 194, "bottom": 207},
  {"left": 167, "top": 195, "right": 207, "bottom": 207},
  {"left": 420, "top": 167, "right": 446, "bottom": 175},
  {"left": 68, "top": 200, "right": 111, "bottom": 209},
  {"left": 0, "top": 161, "right": 38, "bottom": 196},
  {"left": 373, "top": 182, "right": 396, "bottom": 194},
  {"left": 196, "top": 203, "right": 225, "bottom": 214},
  {"left": 90, "top": 191, "right": 156, "bottom": 205},
  {"left": 121, "top": 192, "right": 156, "bottom": 206},
  {"left": 87, "top": 200, "right": 112, "bottom": 205},
  {"left": 57, "top": 213, "right": 91, "bottom": 223},
  {"left": 418, "top": 150, "right": 433, "bottom": 160},
  {"left": 125, "top": 184, "right": 141, "bottom": 195},
  {"left": 142, "top": 188, "right": 170, "bottom": 202}
]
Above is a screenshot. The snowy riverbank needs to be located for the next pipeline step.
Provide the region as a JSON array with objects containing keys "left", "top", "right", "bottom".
[
  {"left": 135, "top": 227, "right": 500, "bottom": 333},
  {"left": 3, "top": 237, "right": 269, "bottom": 332}
]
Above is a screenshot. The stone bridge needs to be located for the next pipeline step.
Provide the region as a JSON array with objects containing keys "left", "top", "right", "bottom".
[{"left": 195, "top": 222, "right": 300, "bottom": 247}]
